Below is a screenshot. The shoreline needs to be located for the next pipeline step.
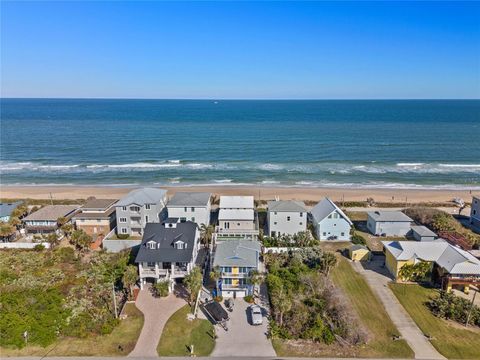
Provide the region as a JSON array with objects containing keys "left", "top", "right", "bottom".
[{"left": 1, "top": 184, "right": 477, "bottom": 203}]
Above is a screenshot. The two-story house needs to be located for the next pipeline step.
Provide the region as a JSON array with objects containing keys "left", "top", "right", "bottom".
[
  {"left": 135, "top": 219, "right": 200, "bottom": 291},
  {"left": 167, "top": 192, "right": 212, "bottom": 226},
  {"left": 217, "top": 196, "right": 258, "bottom": 238},
  {"left": 115, "top": 188, "right": 168, "bottom": 237},
  {"left": 367, "top": 211, "right": 412, "bottom": 236},
  {"left": 213, "top": 239, "right": 261, "bottom": 298},
  {"left": 471, "top": 195, "right": 480, "bottom": 228},
  {"left": 22, "top": 205, "right": 80, "bottom": 235},
  {"left": 267, "top": 200, "right": 307, "bottom": 237},
  {"left": 73, "top": 198, "right": 117, "bottom": 239},
  {"left": 310, "top": 198, "right": 352, "bottom": 241}
]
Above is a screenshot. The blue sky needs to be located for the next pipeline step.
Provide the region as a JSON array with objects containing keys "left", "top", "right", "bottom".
[{"left": 1, "top": 1, "right": 479, "bottom": 99}]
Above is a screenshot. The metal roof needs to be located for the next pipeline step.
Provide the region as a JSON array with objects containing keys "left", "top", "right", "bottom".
[
  {"left": 310, "top": 198, "right": 353, "bottom": 225},
  {"left": 0, "top": 201, "right": 23, "bottom": 218},
  {"left": 168, "top": 192, "right": 211, "bottom": 207},
  {"left": 135, "top": 221, "right": 198, "bottom": 263},
  {"left": 267, "top": 200, "right": 307, "bottom": 213},
  {"left": 116, "top": 188, "right": 167, "bottom": 207},
  {"left": 213, "top": 239, "right": 261, "bottom": 268},
  {"left": 219, "top": 196, "right": 254, "bottom": 209},
  {"left": 368, "top": 211, "right": 412, "bottom": 222},
  {"left": 23, "top": 205, "right": 79, "bottom": 221},
  {"left": 218, "top": 209, "right": 254, "bottom": 221},
  {"left": 382, "top": 240, "right": 480, "bottom": 275},
  {"left": 411, "top": 225, "right": 437, "bottom": 238}
]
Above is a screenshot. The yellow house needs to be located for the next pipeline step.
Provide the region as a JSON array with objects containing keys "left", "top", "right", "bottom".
[{"left": 349, "top": 245, "right": 371, "bottom": 262}]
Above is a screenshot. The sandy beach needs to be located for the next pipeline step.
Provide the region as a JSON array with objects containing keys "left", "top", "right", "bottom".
[{"left": 0, "top": 185, "right": 477, "bottom": 204}]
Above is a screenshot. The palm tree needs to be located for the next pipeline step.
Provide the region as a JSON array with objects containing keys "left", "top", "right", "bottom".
[
  {"left": 200, "top": 224, "right": 214, "bottom": 249},
  {"left": 122, "top": 265, "right": 138, "bottom": 300},
  {"left": 209, "top": 266, "right": 222, "bottom": 292},
  {"left": 0, "top": 223, "right": 15, "bottom": 241},
  {"left": 247, "top": 269, "right": 263, "bottom": 298},
  {"left": 184, "top": 267, "right": 203, "bottom": 307}
]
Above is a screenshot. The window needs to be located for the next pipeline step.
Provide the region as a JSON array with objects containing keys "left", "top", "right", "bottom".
[
  {"left": 287, "top": 216, "right": 291, "bottom": 221},
  {"left": 122, "top": 206, "right": 127, "bottom": 211},
  {"left": 119, "top": 217, "right": 127, "bottom": 223},
  {"left": 184, "top": 207, "right": 188, "bottom": 212},
  {"left": 147, "top": 241, "right": 156, "bottom": 249},
  {"left": 121, "top": 228, "right": 127, "bottom": 234},
  {"left": 327, "top": 214, "right": 332, "bottom": 219},
  {"left": 322, "top": 232, "right": 327, "bottom": 236},
  {"left": 274, "top": 212, "right": 277, "bottom": 215},
  {"left": 333, "top": 213, "right": 339, "bottom": 219},
  {"left": 180, "top": 217, "right": 186, "bottom": 222},
  {"left": 300, "top": 212, "right": 303, "bottom": 217},
  {"left": 191, "top": 217, "right": 195, "bottom": 222},
  {"left": 474, "top": 210, "right": 477, "bottom": 215},
  {"left": 341, "top": 232, "right": 345, "bottom": 236},
  {"left": 145, "top": 215, "right": 149, "bottom": 223},
  {"left": 274, "top": 221, "right": 277, "bottom": 225},
  {"left": 147, "top": 262, "right": 155, "bottom": 267},
  {"left": 175, "top": 242, "right": 184, "bottom": 249},
  {"left": 130, "top": 206, "right": 140, "bottom": 212},
  {"left": 223, "top": 266, "right": 232, "bottom": 273},
  {"left": 299, "top": 222, "right": 303, "bottom": 225},
  {"left": 224, "top": 278, "right": 232, "bottom": 285},
  {"left": 191, "top": 207, "right": 195, "bottom": 212},
  {"left": 145, "top": 204, "right": 151, "bottom": 210}
]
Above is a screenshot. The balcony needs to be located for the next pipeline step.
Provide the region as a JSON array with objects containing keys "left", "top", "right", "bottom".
[
  {"left": 222, "top": 272, "right": 249, "bottom": 278},
  {"left": 215, "top": 227, "right": 259, "bottom": 236}
]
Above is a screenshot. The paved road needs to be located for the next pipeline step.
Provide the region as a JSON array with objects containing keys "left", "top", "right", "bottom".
[
  {"left": 128, "top": 287, "right": 186, "bottom": 357},
  {"left": 351, "top": 260, "right": 445, "bottom": 360},
  {"left": 211, "top": 284, "right": 276, "bottom": 357}
]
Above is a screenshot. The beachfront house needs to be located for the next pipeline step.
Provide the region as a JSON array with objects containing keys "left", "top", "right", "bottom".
[
  {"left": 213, "top": 239, "right": 261, "bottom": 298},
  {"left": 310, "top": 198, "right": 352, "bottom": 241},
  {"left": 115, "top": 188, "right": 168, "bottom": 237},
  {"left": 217, "top": 196, "right": 258, "bottom": 239},
  {"left": 470, "top": 195, "right": 480, "bottom": 228},
  {"left": 383, "top": 240, "right": 480, "bottom": 294},
  {"left": 267, "top": 200, "right": 307, "bottom": 237},
  {"left": 0, "top": 201, "right": 23, "bottom": 222},
  {"left": 135, "top": 219, "right": 200, "bottom": 292},
  {"left": 367, "top": 211, "right": 412, "bottom": 237},
  {"left": 166, "top": 192, "right": 212, "bottom": 226},
  {"left": 22, "top": 205, "right": 79, "bottom": 235},
  {"left": 73, "top": 198, "right": 117, "bottom": 239},
  {"left": 410, "top": 225, "right": 437, "bottom": 242}
]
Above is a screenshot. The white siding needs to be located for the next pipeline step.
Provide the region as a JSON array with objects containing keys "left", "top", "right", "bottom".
[
  {"left": 314, "top": 210, "right": 351, "bottom": 241},
  {"left": 268, "top": 210, "right": 306, "bottom": 236},
  {"left": 167, "top": 205, "right": 210, "bottom": 226}
]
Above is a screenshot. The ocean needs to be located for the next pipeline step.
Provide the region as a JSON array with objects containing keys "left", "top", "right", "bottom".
[{"left": 1, "top": 99, "right": 479, "bottom": 189}]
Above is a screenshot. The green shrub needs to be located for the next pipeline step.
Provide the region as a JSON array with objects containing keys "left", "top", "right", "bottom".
[
  {"left": 351, "top": 233, "right": 366, "bottom": 245},
  {"left": 244, "top": 295, "right": 254, "bottom": 303},
  {"left": 429, "top": 290, "right": 480, "bottom": 327},
  {"left": 152, "top": 281, "right": 170, "bottom": 297},
  {"left": 33, "top": 244, "right": 45, "bottom": 251},
  {"left": 116, "top": 233, "right": 130, "bottom": 240}
]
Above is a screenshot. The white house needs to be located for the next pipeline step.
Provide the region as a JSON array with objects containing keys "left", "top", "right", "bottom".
[
  {"left": 267, "top": 200, "right": 307, "bottom": 237},
  {"left": 410, "top": 225, "right": 437, "bottom": 242},
  {"left": 310, "top": 198, "right": 352, "bottom": 241},
  {"left": 115, "top": 188, "right": 168, "bottom": 237},
  {"left": 135, "top": 219, "right": 200, "bottom": 292},
  {"left": 367, "top": 211, "right": 412, "bottom": 236},
  {"left": 217, "top": 196, "right": 258, "bottom": 238},
  {"left": 167, "top": 192, "right": 211, "bottom": 227},
  {"left": 471, "top": 195, "right": 480, "bottom": 228}
]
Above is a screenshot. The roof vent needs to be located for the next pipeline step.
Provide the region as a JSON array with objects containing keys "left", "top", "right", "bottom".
[{"left": 375, "top": 211, "right": 380, "bottom": 215}]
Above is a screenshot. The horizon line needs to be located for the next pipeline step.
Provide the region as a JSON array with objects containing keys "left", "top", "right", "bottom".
[{"left": 1, "top": 97, "right": 480, "bottom": 101}]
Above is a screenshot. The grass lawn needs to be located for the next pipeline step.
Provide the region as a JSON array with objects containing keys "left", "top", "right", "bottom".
[
  {"left": 390, "top": 283, "right": 480, "bottom": 359},
  {"left": 157, "top": 305, "right": 215, "bottom": 357},
  {"left": 273, "top": 256, "right": 414, "bottom": 358},
  {"left": 0, "top": 303, "right": 144, "bottom": 357}
]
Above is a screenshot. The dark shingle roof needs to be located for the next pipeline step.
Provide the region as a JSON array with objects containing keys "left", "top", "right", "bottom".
[{"left": 135, "top": 221, "right": 198, "bottom": 263}]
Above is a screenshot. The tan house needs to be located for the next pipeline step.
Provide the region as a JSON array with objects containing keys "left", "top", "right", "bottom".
[
  {"left": 74, "top": 198, "right": 117, "bottom": 238},
  {"left": 23, "top": 205, "right": 79, "bottom": 234}
]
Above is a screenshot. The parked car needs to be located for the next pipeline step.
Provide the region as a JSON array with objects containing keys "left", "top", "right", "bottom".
[{"left": 249, "top": 304, "right": 263, "bottom": 325}]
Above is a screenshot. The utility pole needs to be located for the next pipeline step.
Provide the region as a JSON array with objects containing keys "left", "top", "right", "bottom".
[
  {"left": 465, "top": 290, "right": 477, "bottom": 327},
  {"left": 49, "top": 192, "right": 54, "bottom": 206},
  {"left": 112, "top": 282, "right": 118, "bottom": 318}
]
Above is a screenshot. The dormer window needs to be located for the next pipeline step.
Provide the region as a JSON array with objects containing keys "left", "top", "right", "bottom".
[
  {"left": 174, "top": 241, "right": 185, "bottom": 249},
  {"left": 147, "top": 241, "right": 156, "bottom": 249},
  {"left": 145, "top": 204, "right": 151, "bottom": 210}
]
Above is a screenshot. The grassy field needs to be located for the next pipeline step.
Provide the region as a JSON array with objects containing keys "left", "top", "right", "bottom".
[
  {"left": 157, "top": 305, "right": 215, "bottom": 356},
  {"left": 273, "top": 254, "right": 414, "bottom": 358},
  {"left": 0, "top": 303, "right": 144, "bottom": 357},
  {"left": 390, "top": 283, "right": 480, "bottom": 359}
]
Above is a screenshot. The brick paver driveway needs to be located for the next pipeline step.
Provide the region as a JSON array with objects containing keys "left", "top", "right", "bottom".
[
  {"left": 128, "top": 286, "right": 186, "bottom": 357},
  {"left": 212, "top": 284, "right": 276, "bottom": 357}
]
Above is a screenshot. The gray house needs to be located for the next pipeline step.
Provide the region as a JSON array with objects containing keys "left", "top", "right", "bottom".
[
  {"left": 267, "top": 200, "right": 307, "bottom": 237},
  {"left": 167, "top": 192, "right": 212, "bottom": 226},
  {"left": 367, "top": 211, "right": 412, "bottom": 236},
  {"left": 135, "top": 220, "right": 200, "bottom": 291},
  {"left": 310, "top": 198, "right": 352, "bottom": 241},
  {"left": 471, "top": 195, "right": 480, "bottom": 228},
  {"left": 213, "top": 239, "right": 261, "bottom": 298},
  {"left": 115, "top": 188, "right": 168, "bottom": 237},
  {"left": 410, "top": 225, "right": 437, "bottom": 242}
]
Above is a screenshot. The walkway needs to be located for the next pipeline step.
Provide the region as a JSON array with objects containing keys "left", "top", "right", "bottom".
[
  {"left": 351, "top": 259, "right": 445, "bottom": 360},
  {"left": 128, "top": 286, "right": 186, "bottom": 357}
]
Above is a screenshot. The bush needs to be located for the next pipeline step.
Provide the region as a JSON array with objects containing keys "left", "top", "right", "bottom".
[
  {"left": 117, "top": 233, "right": 130, "bottom": 240},
  {"left": 33, "top": 244, "right": 45, "bottom": 251},
  {"left": 351, "top": 233, "right": 366, "bottom": 245},
  {"left": 429, "top": 290, "right": 480, "bottom": 327},
  {"left": 244, "top": 295, "right": 254, "bottom": 303},
  {"left": 152, "top": 281, "right": 170, "bottom": 297}
]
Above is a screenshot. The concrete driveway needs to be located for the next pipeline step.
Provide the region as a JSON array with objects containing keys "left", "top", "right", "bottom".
[
  {"left": 352, "top": 258, "right": 445, "bottom": 360},
  {"left": 128, "top": 286, "right": 186, "bottom": 357},
  {"left": 212, "top": 285, "right": 276, "bottom": 357}
]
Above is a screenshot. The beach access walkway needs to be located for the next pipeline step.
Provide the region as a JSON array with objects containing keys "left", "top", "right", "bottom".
[{"left": 351, "top": 260, "right": 445, "bottom": 360}]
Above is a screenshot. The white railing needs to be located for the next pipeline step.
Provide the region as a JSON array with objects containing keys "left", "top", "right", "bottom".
[{"left": 216, "top": 227, "right": 259, "bottom": 236}]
